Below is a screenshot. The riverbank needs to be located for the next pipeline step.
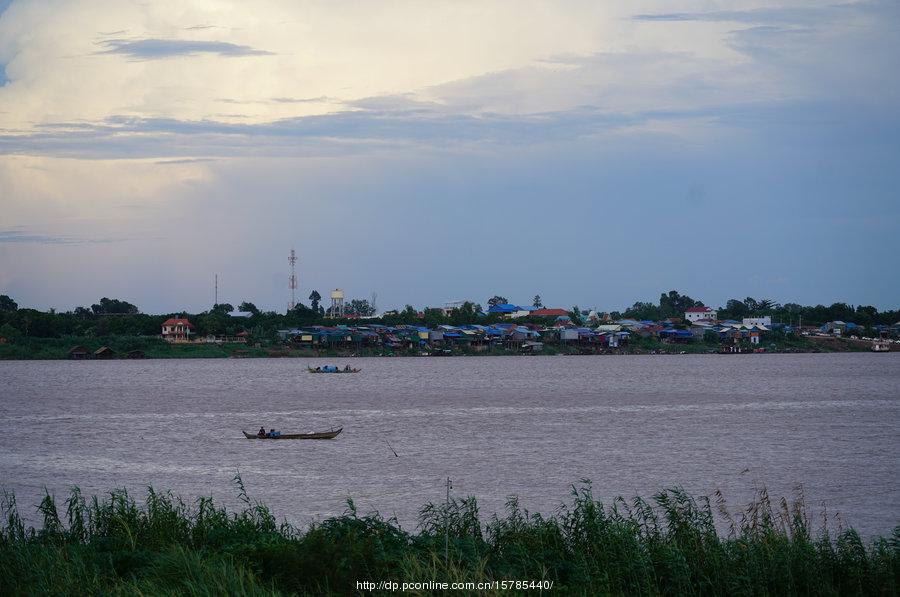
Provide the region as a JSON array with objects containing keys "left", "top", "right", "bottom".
[
  {"left": 1, "top": 482, "right": 896, "bottom": 595},
  {"left": 0, "top": 334, "right": 875, "bottom": 360}
]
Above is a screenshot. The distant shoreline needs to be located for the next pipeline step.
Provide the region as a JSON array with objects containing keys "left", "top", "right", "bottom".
[{"left": 0, "top": 334, "right": 880, "bottom": 361}]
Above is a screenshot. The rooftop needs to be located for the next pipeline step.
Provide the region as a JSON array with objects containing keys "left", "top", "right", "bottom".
[{"left": 686, "top": 306, "right": 713, "bottom": 313}]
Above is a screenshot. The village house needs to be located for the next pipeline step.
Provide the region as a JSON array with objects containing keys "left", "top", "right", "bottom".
[
  {"left": 820, "top": 321, "right": 856, "bottom": 336},
  {"left": 743, "top": 316, "right": 772, "bottom": 326},
  {"left": 685, "top": 306, "right": 717, "bottom": 323},
  {"left": 487, "top": 303, "right": 520, "bottom": 316},
  {"left": 94, "top": 346, "right": 116, "bottom": 359},
  {"left": 161, "top": 318, "right": 194, "bottom": 342},
  {"left": 67, "top": 345, "right": 89, "bottom": 360}
]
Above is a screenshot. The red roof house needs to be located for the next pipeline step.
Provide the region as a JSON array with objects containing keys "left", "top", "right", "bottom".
[{"left": 161, "top": 318, "right": 194, "bottom": 342}]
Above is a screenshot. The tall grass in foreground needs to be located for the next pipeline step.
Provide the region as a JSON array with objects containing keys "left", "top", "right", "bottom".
[{"left": 0, "top": 480, "right": 896, "bottom": 596}]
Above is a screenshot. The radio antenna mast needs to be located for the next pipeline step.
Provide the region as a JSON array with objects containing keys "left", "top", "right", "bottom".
[{"left": 288, "top": 248, "right": 298, "bottom": 310}]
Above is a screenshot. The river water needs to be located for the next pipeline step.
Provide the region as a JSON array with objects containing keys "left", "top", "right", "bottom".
[{"left": 1, "top": 354, "right": 898, "bottom": 537}]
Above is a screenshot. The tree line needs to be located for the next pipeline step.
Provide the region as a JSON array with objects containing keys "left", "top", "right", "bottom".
[
  {"left": 0, "top": 290, "right": 897, "bottom": 342},
  {"left": 616, "top": 291, "right": 898, "bottom": 328}
]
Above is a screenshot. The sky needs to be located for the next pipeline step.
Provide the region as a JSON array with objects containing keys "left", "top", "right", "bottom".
[{"left": 0, "top": 0, "right": 898, "bottom": 314}]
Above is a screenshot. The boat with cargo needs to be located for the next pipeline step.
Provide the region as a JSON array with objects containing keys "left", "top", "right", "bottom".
[{"left": 242, "top": 428, "right": 342, "bottom": 440}]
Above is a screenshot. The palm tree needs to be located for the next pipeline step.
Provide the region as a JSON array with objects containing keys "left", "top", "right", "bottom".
[{"left": 757, "top": 298, "right": 781, "bottom": 311}]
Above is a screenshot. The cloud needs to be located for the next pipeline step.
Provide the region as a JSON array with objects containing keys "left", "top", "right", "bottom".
[
  {"left": 632, "top": 6, "right": 835, "bottom": 25},
  {"left": 0, "top": 105, "right": 672, "bottom": 159},
  {"left": 97, "top": 38, "right": 272, "bottom": 59},
  {"left": 270, "top": 96, "right": 333, "bottom": 104},
  {"left": 154, "top": 157, "right": 218, "bottom": 165},
  {"left": 0, "top": 229, "right": 122, "bottom": 244},
  {"left": 1, "top": 0, "right": 899, "bottom": 310},
  {"left": 0, "top": 2, "right": 619, "bottom": 130},
  {"left": 347, "top": 94, "right": 445, "bottom": 112}
]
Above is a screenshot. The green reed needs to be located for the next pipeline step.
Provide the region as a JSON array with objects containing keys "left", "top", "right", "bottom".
[{"left": 0, "top": 479, "right": 896, "bottom": 595}]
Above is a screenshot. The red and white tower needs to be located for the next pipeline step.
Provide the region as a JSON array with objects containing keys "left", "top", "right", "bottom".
[{"left": 288, "top": 248, "right": 298, "bottom": 310}]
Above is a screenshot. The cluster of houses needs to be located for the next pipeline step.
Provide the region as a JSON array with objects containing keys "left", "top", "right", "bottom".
[
  {"left": 51, "top": 305, "right": 894, "bottom": 359},
  {"left": 271, "top": 305, "right": 793, "bottom": 352},
  {"left": 152, "top": 305, "right": 898, "bottom": 354},
  {"left": 276, "top": 322, "right": 601, "bottom": 352}
]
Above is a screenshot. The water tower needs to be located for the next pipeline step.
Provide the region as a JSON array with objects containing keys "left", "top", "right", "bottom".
[{"left": 329, "top": 289, "right": 345, "bottom": 318}]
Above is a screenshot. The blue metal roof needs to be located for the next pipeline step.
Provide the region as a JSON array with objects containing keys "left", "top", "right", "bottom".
[{"left": 487, "top": 303, "right": 521, "bottom": 313}]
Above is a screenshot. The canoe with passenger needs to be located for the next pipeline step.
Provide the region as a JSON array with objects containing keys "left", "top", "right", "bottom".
[
  {"left": 307, "top": 365, "right": 360, "bottom": 373},
  {"left": 242, "top": 428, "right": 342, "bottom": 440}
]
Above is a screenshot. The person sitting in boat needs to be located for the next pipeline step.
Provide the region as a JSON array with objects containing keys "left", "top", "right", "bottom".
[
  {"left": 257, "top": 426, "right": 266, "bottom": 438},
  {"left": 315, "top": 366, "right": 321, "bottom": 372},
  {"left": 267, "top": 428, "right": 275, "bottom": 438},
  {"left": 344, "top": 365, "right": 351, "bottom": 371}
]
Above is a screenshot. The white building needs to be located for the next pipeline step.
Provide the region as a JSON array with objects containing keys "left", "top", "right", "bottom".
[
  {"left": 161, "top": 318, "right": 194, "bottom": 342},
  {"left": 742, "top": 316, "right": 772, "bottom": 327},
  {"left": 685, "top": 306, "right": 717, "bottom": 322}
]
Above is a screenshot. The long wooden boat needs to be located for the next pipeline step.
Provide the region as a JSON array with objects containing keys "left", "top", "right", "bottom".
[
  {"left": 242, "top": 428, "right": 342, "bottom": 440},
  {"left": 307, "top": 366, "right": 361, "bottom": 373}
]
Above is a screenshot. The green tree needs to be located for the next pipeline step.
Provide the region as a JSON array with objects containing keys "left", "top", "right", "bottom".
[
  {"left": 622, "top": 301, "right": 660, "bottom": 321},
  {"left": 757, "top": 298, "right": 780, "bottom": 311},
  {"left": 569, "top": 305, "right": 583, "bottom": 326},
  {"left": 659, "top": 290, "right": 701, "bottom": 318},
  {"left": 93, "top": 317, "right": 109, "bottom": 337},
  {"left": 212, "top": 303, "right": 234, "bottom": 314},
  {"left": 825, "top": 302, "right": 854, "bottom": 322},
  {"left": 488, "top": 296, "right": 508, "bottom": 308},
  {"left": 288, "top": 303, "right": 320, "bottom": 325},
  {"left": 724, "top": 299, "right": 749, "bottom": 319},
  {"left": 423, "top": 308, "right": 447, "bottom": 327},
  {"left": 238, "top": 302, "right": 259, "bottom": 315},
  {"left": 449, "top": 301, "right": 478, "bottom": 325},
  {"left": 348, "top": 299, "right": 376, "bottom": 317},
  {"left": 0, "top": 322, "right": 21, "bottom": 339},
  {"left": 0, "top": 295, "right": 17, "bottom": 312},
  {"left": 91, "top": 297, "right": 139, "bottom": 315},
  {"left": 783, "top": 303, "right": 802, "bottom": 314},
  {"left": 532, "top": 295, "right": 543, "bottom": 308},
  {"left": 855, "top": 305, "right": 877, "bottom": 327},
  {"left": 198, "top": 312, "right": 227, "bottom": 336},
  {"left": 308, "top": 290, "right": 321, "bottom": 312}
]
